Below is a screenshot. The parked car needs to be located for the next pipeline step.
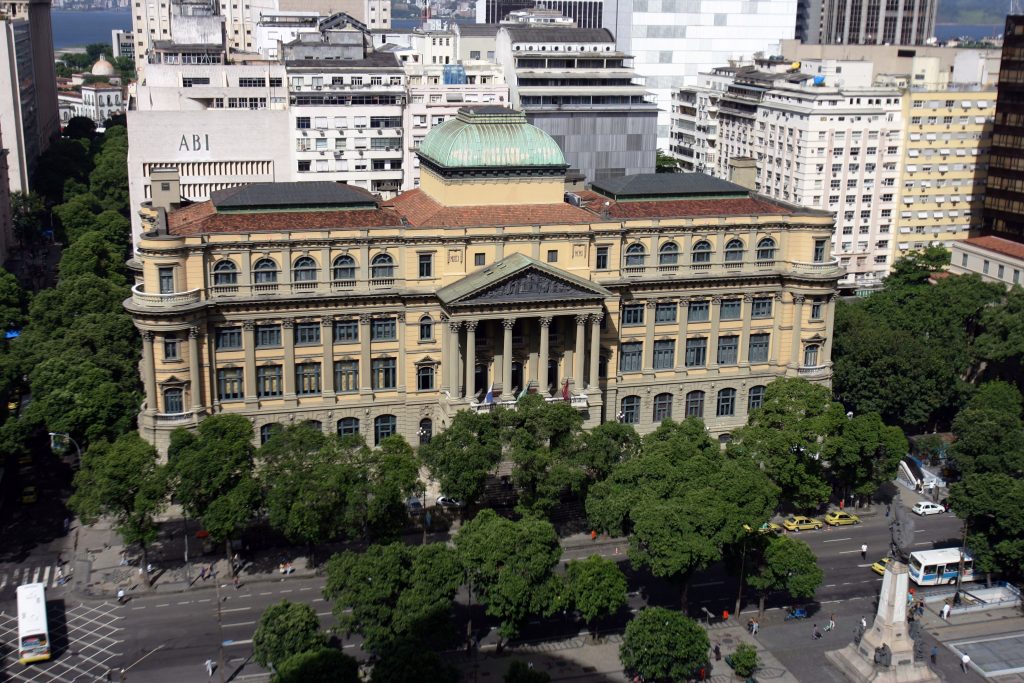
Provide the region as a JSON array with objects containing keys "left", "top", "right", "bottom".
[
  {"left": 871, "top": 557, "right": 891, "bottom": 576},
  {"left": 912, "top": 501, "right": 945, "bottom": 516},
  {"left": 406, "top": 497, "right": 424, "bottom": 515},
  {"left": 20, "top": 486, "right": 37, "bottom": 504},
  {"left": 436, "top": 495, "right": 465, "bottom": 508},
  {"left": 824, "top": 511, "right": 861, "bottom": 526},
  {"left": 743, "top": 521, "right": 782, "bottom": 535},
  {"left": 782, "top": 515, "right": 823, "bottom": 531}
]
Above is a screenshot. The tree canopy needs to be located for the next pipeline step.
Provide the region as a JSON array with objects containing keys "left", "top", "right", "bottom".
[
  {"left": 272, "top": 649, "right": 359, "bottom": 683},
  {"left": 252, "top": 600, "right": 326, "bottom": 668},
  {"left": 746, "top": 535, "right": 824, "bottom": 614},
  {"left": 619, "top": 607, "right": 709, "bottom": 682}
]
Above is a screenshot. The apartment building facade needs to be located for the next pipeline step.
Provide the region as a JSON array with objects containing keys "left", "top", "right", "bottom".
[{"left": 126, "top": 107, "right": 841, "bottom": 452}]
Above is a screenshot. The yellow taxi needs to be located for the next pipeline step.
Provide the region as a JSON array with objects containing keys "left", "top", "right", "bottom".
[
  {"left": 743, "top": 522, "right": 782, "bottom": 535},
  {"left": 824, "top": 511, "right": 861, "bottom": 526},
  {"left": 782, "top": 515, "right": 824, "bottom": 531},
  {"left": 871, "top": 557, "right": 891, "bottom": 576},
  {"left": 20, "top": 486, "right": 37, "bottom": 504}
]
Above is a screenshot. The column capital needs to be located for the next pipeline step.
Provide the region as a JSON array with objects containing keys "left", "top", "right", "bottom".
[
  {"left": 320, "top": 315, "right": 334, "bottom": 327},
  {"left": 575, "top": 313, "right": 589, "bottom": 326},
  {"left": 465, "top": 320, "right": 479, "bottom": 332},
  {"left": 793, "top": 294, "right": 806, "bottom": 305},
  {"left": 589, "top": 312, "right": 604, "bottom": 325},
  {"left": 396, "top": 312, "right": 406, "bottom": 323},
  {"left": 142, "top": 331, "right": 155, "bottom": 343},
  {"left": 191, "top": 325, "right": 203, "bottom": 337},
  {"left": 538, "top": 316, "right": 553, "bottom": 328},
  {"left": 742, "top": 293, "right": 753, "bottom": 303},
  {"left": 645, "top": 300, "right": 658, "bottom": 309},
  {"left": 678, "top": 297, "right": 690, "bottom": 307},
  {"left": 449, "top": 320, "right": 463, "bottom": 332},
  {"left": 774, "top": 292, "right": 785, "bottom": 302},
  {"left": 502, "top": 318, "right": 516, "bottom": 330},
  {"left": 711, "top": 295, "right": 722, "bottom": 305},
  {"left": 241, "top": 320, "right": 255, "bottom": 332},
  {"left": 359, "top": 313, "right": 372, "bottom": 325},
  {"left": 282, "top": 318, "right": 295, "bottom": 329}
]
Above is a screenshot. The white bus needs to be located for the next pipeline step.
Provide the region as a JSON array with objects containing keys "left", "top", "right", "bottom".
[
  {"left": 16, "top": 583, "right": 50, "bottom": 664},
  {"left": 908, "top": 548, "right": 976, "bottom": 587}
]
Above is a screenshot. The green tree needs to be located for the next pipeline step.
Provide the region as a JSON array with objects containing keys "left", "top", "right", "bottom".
[
  {"left": 884, "top": 246, "right": 951, "bottom": 288},
  {"left": 505, "top": 660, "right": 550, "bottom": 683},
  {"left": 455, "top": 509, "right": 563, "bottom": 646},
  {"left": 364, "top": 435, "right": 421, "bottom": 540},
  {"left": 323, "top": 542, "right": 462, "bottom": 654},
  {"left": 564, "top": 555, "right": 628, "bottom": 638},
  {"left": 655, "top": 149, "right": 679, "bottom": 173},
  {"left": 619, "top": 607, "right": 709, "bottom": 682},
  {"left": 823, "top": 412, "right": 907, "bottom": 502},
  {"left": 58, "top": 232, "right": 127, "bottom": 285},
  {"left": 10, "top": 191, "right": 46, "bottom": 244},
  {"left": 252, "top": 600, "right": 326, "bottom": 669},
  {"left": 746, "top": 535, "right": 824, "bottom": 615},
  {"left": 731, "top": 643, "right": 760, "bottom": 678},
  {"left": 272, "top": 649, "right": 359, "bottom": 683},
  {"left": 0, "top": 267, "right": 27, "bottom": 333},
  {"left": 63, "top": 117, "right": 97, "bottom": 141},
  {"left": 369, "top": 643, "right": 459, "bottom": 683},
  {"left": 949, "top": 383, "right": 1024, "bottom": 476},
  {"left": 573, "top": 420, "right": 640, "bottom": 482},
  {"left": 419, "top": 408, "right": 502, "bottom": 505},
  {"left": 27, "top": 274, "right": 127, "bottom": 335},
  {"left": 948, "top": 472, "right": 1024, "bottom": 581},
  {"left": 68, "top": 433, "right": 168, "bottom": 585},
  {"left": 976, "top": 287, "right": 1024, "bottom": 377},
  {"left": 53, "top": 193, "right": 102, "bottom": 241}
]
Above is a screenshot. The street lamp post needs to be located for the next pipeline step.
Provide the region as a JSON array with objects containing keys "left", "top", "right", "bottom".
[{"left": 48, "top": 432, "right": 82, "bottom": 466}]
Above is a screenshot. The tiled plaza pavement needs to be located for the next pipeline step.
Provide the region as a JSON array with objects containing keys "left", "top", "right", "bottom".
[
  {"left": 0, "top": 601, "right": 124, "bottom": 682},
  {"left": 950, "top": 633, "right": 1024, "bottom": 678}
]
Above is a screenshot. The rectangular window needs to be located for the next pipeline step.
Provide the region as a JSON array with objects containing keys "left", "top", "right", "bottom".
[
  {"left": 717, "top": 335, "right": 739, "bottom": 365},
  {"left": 655, "top": 303, "right": 677, "bottom": 324},
  {"left": 720, "top": 299, "right": 742, "bottom": 320},
  {"left": 334, "top": 320, "right": 358, "bottom": 343},
  {"left": 810, "top": 301, "right": 823, "bottom": 320},
  {"left": 546, "top": 249, "right": 558, "bottom": 263},
  {"left": 474, "top": 253, "right": 485, "bottom": 266},
  {"left": 217, "top": 367, "right": 244, "bottom": 400},
  {"left": 998, "top": 264, "right": 1005, "bottom": 279},
  {"left": 238, "top": 77, "right": 266, "bottom": 87},
  {"left": 295, "top": 363, "right": 321, "bottom": 395},
  {"left": 596, "top": 246, "right": 609, "bottom": 270},
  {"left": 983, "top": 259, "right": 990, "bottom": 274},
  {"left": 294, "top": 322, "right": 321, "bottom": 345},
  {"left": 371, "top": 318, "right": 397, "bottom": 341},
  {"left": 748, "top": 333, "right": 770, "bottom": 363},
  {"left": 685, "top": 338, "right": 707, "bottom": 367},
  {"left": 256, "top": 365, "right": 283, "bottom": 397},
  {"left": 418, "top": 253, "right": 433, "bottom": 278},
  {"left": 621, "top": 304, "right": 644, "bottom": 327},
  {"left": 256, "top": 324, "right": 281, "bottom": 348},
  {"left": 296, "top": 116, "right": 311, "bottom": 129},
  {"left": 619, "top": 342, "right": 642, "bottom": 372},
  {"left": 372, "top": 357, "right": 397, "bottom": 389},
  {"left": 163, "top": 336, "right": 179, "bottom": 360},
  {"left": 813, "top": 239, "right": 828, "bottom": 262},
  {"left": 158, "top": 267, "right": 174, "bottom": 294},
  {"left": 751, "top": 297, "right": 773, "bottom": 318},
  {"left": 334, "top": 360, "right": 358, "bottom": 393},
  {"left": 688, "top": 301, "right": 709, "bottom": 322},
  {"left": 653, "top": 340, "right": 675, "bottom": 370},
  {"left": 215, "top": 327, "right": 242, "bottom": 350}
]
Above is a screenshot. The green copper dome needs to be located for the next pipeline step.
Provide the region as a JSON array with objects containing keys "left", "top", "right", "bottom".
[{"left": 418, "top": 107, "right": 567, "bottom": 170}]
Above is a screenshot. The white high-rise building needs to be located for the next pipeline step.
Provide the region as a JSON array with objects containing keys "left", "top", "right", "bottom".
[{"left": 602, "top": 0, "right": 797, "bottom": 150}]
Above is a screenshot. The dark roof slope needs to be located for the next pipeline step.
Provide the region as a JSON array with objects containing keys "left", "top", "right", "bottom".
[
  {"left": 456, "top": 23, "right": 500, "bottom": 36},
  {"left": 211, "top": 182, "right": 378, "bottom": 210},
  {"left": 503, "top": 27, "right": 614, "bottom": 43},
  {"left": 591, "top": 173, "right": 749, "bottom": 200}
]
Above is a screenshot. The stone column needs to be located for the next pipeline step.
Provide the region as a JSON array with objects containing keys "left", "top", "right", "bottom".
[
  {"left": 823, "top": 295, "right": 836, "bottom": 362},
  {"left": 142, "top": 331, "right": 157, "bottom": 414},
  {"left": 501, "top": 318, "right": 515, "bottom": 396},
  {"left": 321, "top": 316, "right": 334, "bottom": 396},
  {"left": 642, "top": 301, "right": 656, "bottom": 373},
  {"left": 790, "top": 294, "right": 806, "bottom": 369},
  {"left": 359, "top": 314, "right": 372, "bottom": 393},
  {"left": 573, "top": 314, "right": 586, "bottom": 390},
  {"left": 708, "top": 296, "right": 722, "bottom": 369},
  {"left": 675, "top": 298, "right": 689, "bottom": 371},
  {"left": 527, "top": 318, "right": 539, "bottom": 388},
  {"left": 448, "top": 320, "right": 462, "bottom": 396},
  {"left": 190, "top": 325, "right": 204, "bottom": 412},
  {"left": 396, "top": 313, "right": 406, "bottom": 392},
  {"left": 282, "top": 318, "right": 296, "bottom": 400},
  {"left": 538, "top": 316, "right": 551, "bottom": 394},
  {"left": 770, "top": 293, "right": 784, "bottom": 365},
  {"left": 739, "top": 294, "right": 753, "bottom": 366},
  {"left": 464, "top": 320, "right": 477, "bottom": 400},
  {"left": 588, "top": 313, "right": 602, "bottom": 388},
  {"left": 440, "top": 315, "right": 450, "bottom": 394},
  {"left": 242, "top": 321, "right": 256, "bottom": 403}
]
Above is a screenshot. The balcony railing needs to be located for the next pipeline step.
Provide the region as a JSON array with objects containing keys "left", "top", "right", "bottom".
[
  {"left": 797, "top": 365, "right": 831, "bottom": 378},
  {"left": 469, "top": 394, "right": 589, "bottom": 413},
  {"left": 609, "top": 259, "right": 841, "bottom": 280},
  {"left": 131, "top": 284, "right": 201, "bottom": 307},
  {"left": 154, "top": 410, "right": 196, "bottom": 423}
]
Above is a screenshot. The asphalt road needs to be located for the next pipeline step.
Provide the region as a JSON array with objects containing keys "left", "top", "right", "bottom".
[{"left": 0, "top": 506, "right": 966, "bottom": 683}]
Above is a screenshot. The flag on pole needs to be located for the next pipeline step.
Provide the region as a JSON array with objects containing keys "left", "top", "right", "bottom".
[
  {"left": 484, "top": 383, "right": 494, "bottom": 404},
  {"left": 562, "top": 379, "right": 570, "bottom": 401}
]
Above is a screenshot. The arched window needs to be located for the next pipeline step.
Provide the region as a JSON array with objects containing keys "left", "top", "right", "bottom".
[
  {"left": 213, "top": 260, "right": 238, "bottom": 287},
  {"left": 163, "top": 387, "right": 183, "bottom": 414},
  {"left": 419, "top": 418, "right": 433, "bottom": 445},
  {"left": 653, "top": 392, "right": 673, "bottom": 422},
  {"left": 260, "top": 423, "right": 282, "bottom": 444},
  {"left": 658, "top": 242, "right": 679, "bottom": 266},
  {"left": 685, "top": 390, "right": 705, "bottom": 418},
  {"left": 748, "top": 385, "right": 767, "bottom": 413},
  {"left": 419, "top": 316, "right": 433, "bottom": 341},
  {"left": 416, "top": 365, "right": 435, "bottom": 391},
  {"left": 374, "top": 414, "right": 397, "bottom": 445},
  {"left": 691, "top": 240, "right": 712, "bottom": 264},
  {"left": 724, "top": 239, "right": 745, "bottom": 263},
  {"left": 292, "top": 256, "right": 318, "bottom": 283},
  {"left": 371, "top": 253, "right": 395, "bottom": 280},
  {"left": 620, "top": 395, "right": 640, "bottom": 424},
  {"left": 756, "top": 237, "right": 777, "bottom": 261},
  {"left": 332, "top": 255, "right": 356, "bottom": 281},
  {"left": 253, "top": 258, "right": 279, "bottom": 284},
  {"left": 337, "top": 417, "right": 359, "bottom": 436},
  {"left": 716, "top": 388, "right": 736, "bottom": 417},
  {"left": 804, "top": 344, "right": 820, "bottom": 367},
  {"left": 624, "top": 243, "right": 646, "bottom": 267},
  {"left": 302, "top": 419, "right": 323, "bottom": 432}
]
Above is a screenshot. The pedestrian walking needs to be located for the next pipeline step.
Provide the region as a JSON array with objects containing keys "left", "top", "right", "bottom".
[
  {"left": 146, "top": 563, "right": 154, "bottom": 575},
  {"left": 198, "top": 566, "right": 206, "bottom": 581},
  {"left": 839, "top": 498, "right": 845, "bottom": 510},
  {"left": 861, "top": 543, "right": 868, "bottom": 560},
  {"left": 931, "top": 646, "right": 938, "bottom": 664},
  {"left": 961, "top": 653, "right": 971, "bottom": 673},
  {"left": 826, "top": 613, "right": 836, "bottom": 631},
  {"left": 812, "top": 624, "right": 822, "bottom": 640},
  {"left": 885, "top": 504, "right": 891, "bottom": 518},
  {"left": 63, "top": 517, "right": 70, "bottom": 533},
  {"left": 752, "top": 619, "right": 759, "bottom": 635},
  {"left": 205, "top": 659, "right": 215, "bottom": 678},
  {"left": 116, "top": 589, "right": 125, "bottom": 605},
  {"left": 941, "top": 602, "right": 951, "bottom": 621},
  {"left": 714, "top": 643, "right": 722, "bottom": 661},
  {"left": 860, "top": 616, "right": 867, "bottom": 631},
  {"left": 233, "top": 575, "right": 240, "bottom": 590},
  {"left": 747, "top": 618, "right": 754, "bottom": 633}
]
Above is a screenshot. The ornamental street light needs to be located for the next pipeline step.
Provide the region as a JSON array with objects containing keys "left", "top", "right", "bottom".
[{"left": 48, "top": 432, "right": 82, "bottom": 467}]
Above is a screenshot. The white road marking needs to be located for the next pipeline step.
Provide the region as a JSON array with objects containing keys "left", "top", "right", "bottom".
[
  {"left": 222, "top": 606, "right": 252, "bottom": 613},
  {"left": 856, "top": 563, "right": 873, "bottom": 568},
  {"left": 299, "top": 587, "right": 312, "bottom": 591},
  {"left": 825, "top": 584, "right": 837, "bottom": 587},
  {"left": 156, "top": 603, "right": 170, "bottom": 607},
  {"left": 914, "top": 542, "right": 932, "bottom": 546},
  {"left": 280, "top": 589, "right": 293, "bottom": 593},
  {"left": 823, "top": 537, "right": 852, "bottom": 543},
  {"left": 177, "top": 600, "right": 191, "bottom": 605},
  {"left": 223, "top": 638, "right": 253, "bottom": 646},
  {"left": 838, "top": 550, "right": 863, "bottom": 554},
  {"left": 132, "top": 606, "right": 146, "bottom": 610},
  {"left": 223, "top": 620, "right": 256, "bottom": 628},
  {"left": 259, "top": 591, "right": 272, "bottom": 596},
  {"left": 198, "top": 598, "right": 212, "bottom": 603}
]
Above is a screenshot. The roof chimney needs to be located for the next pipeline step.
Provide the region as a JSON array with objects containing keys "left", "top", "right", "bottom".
[
  {"left": 150, "top": 166, "right": 182, "bottom": 214},
  {"left": 728, "top": 157, "right": 757, "bottom": 191}
]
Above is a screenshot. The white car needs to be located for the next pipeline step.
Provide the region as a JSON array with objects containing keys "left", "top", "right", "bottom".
[
  {"left": 912, "top": 501, "right": 945, "bottom": 516},
  {"left": 436, "top": 495, "right": 465, "bottom": 508}
]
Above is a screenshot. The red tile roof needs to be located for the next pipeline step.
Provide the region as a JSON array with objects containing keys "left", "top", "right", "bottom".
[
  {"left": 387, "top": 189, "right": 594, "bottom": 227},
  {"left": 571, "top": 189, "right": 793, "bottom": 219},
  {"left": 167, "top": 200, "right": 405, "bottom": 235},
  {"left": 963, "top": 235, "right": 1024, "bottom": 261}
]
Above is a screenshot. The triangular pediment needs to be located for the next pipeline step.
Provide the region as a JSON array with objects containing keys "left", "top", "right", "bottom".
[{"left": 438, "top": 254, "right": 610, "bottom": 306}]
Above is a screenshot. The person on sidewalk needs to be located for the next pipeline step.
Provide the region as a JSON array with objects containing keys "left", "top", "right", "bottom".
[
  {"left": 861, "top": 543, "right": 868, "bottom": 560},
  {"left": 812, "top": 624, "right": 822, "bottom": 640},
  {"left": 941, "top": 602, "right": 951, "bottom": 621},
  {"left": 116, "top": 589, "right": 125, "bottom": 605},
  {"left": 961, "top": 653, "right": 971, "bottom": 673},
  {"left": 752, "top": 619, "right": 759, "bottom": 636},
  {"left": 826, "top": 614, "right": 836, "bottom": 632},
  {"left": 931, "top": 646, "right": 938, "bottom": 665},
  {"left": 714, "top": 643, "right": 721, "bottom": 661}
]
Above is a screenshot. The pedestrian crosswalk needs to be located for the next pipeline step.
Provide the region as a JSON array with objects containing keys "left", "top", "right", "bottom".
[{"left": 0, "top": 564, "right": 62, "bottom": 590}]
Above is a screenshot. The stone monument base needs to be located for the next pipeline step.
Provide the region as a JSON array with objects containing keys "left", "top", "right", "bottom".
[{"left": 826, "top": 642, "right": 939, "bottom": 683}]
